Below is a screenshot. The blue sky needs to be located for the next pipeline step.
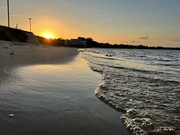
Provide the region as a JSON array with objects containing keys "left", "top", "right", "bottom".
[{"left": 0, "top": 0, "right": 180, "bottom": 47}]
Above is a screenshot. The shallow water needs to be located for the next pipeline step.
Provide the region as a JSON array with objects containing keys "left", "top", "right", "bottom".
[
  {"left": 0, "top": 56, "right": 130, "bottom": 135},
  {"left": 82, "top": 49, "right": 180, "bottom": 135}
]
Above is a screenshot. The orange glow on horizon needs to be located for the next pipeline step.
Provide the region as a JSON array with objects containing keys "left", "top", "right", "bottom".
[{"left": 41, "top": 31, "right": 55, "bottom": 39}]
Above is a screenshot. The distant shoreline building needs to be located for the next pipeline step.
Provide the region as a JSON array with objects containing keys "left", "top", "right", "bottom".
[{"left": 64, "top": 37, "right": 87, "bottom": 47}]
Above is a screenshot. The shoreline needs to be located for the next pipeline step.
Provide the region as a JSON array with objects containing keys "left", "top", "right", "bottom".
[
  {"left": 0, "top": 41, "right": 130, "bottom": 135},
  {"left": 81, "top": 48, "right": 179, "bottom": 135}
]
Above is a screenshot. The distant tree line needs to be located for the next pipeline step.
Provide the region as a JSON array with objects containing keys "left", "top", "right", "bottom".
[
  {"left": 85, "top": 37, "right": 180, "bottom": 50},
  {"left": 37, "top": 36, "right": 180, "bottom": 50}
]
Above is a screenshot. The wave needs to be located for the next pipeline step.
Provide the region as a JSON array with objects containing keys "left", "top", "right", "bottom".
[{"left": 82, "top": 48, "right": 180, "bottom": 135}]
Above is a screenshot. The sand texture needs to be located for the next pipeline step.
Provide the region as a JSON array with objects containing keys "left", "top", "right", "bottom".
[{"left": 0, "top": 41, "right": 78, "bottom": 82}]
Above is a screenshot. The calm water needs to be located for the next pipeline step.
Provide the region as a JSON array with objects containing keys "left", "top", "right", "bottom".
[
  {"left": 82, "top": 49, "right": 180, "bottom": 135},
  {"left": 0, "top": 56, "right": 130, "bottom": 135}
]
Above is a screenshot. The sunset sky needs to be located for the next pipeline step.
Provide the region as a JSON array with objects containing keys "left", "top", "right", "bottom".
[{"left": 0, "top": 0, "right": 180, "bottom": 47}]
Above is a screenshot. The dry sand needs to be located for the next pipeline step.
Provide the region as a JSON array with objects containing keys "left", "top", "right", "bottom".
[{"left": 0, "top": 41, "right": 78, "bottom": 82}]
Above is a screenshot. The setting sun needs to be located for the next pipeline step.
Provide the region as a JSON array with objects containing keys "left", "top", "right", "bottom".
[
  {"left": 41, "top": 31, "right": 55, "bottom": 39},
  {"left": 44, "top": 34, "right": 52, "bottom": 39}
]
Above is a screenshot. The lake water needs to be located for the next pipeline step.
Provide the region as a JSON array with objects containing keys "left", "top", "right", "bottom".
[
  {"left": 82, "top": 49, "right": 180, "bottom": 135},
  {"left": 0, "top": 55, "right": 130, "bottom": 135}
]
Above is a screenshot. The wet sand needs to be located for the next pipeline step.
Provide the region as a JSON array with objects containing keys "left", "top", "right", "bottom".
[{"left": 0, "top": 41, "right": 130, "bottom": 135}]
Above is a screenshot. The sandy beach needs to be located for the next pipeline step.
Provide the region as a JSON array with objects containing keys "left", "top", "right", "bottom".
[
  {"left": 0, "top": 41, "right": 130, "bottom": 135},
  {"left": 0, "top": 41, "right": 78, "bottom": 67},
  {"left": 0, "top": 41, "right": 78, "bottom": 82}
]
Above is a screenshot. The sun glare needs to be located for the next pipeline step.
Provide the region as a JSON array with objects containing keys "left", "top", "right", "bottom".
[
  {"left": 41, "top": 31, "right": 55, "bottom": 39},
  {"left": 44, "top": 34, "right": 52, "bottom": 39}
]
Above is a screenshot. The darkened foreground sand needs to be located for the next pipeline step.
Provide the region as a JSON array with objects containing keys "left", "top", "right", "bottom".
[{"left": 0, "top": 41, "right": 78, "bottom": 82}]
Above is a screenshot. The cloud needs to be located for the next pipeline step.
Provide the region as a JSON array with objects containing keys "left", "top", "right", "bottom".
[
  {"left": 173, "top": 38, "right": 179, "bottom": 42},
  {"left": 131, "top": 40, "right": 139, "bottom": 43},
  {"left": 140, "top": 36, "right": 149, "bottom": 40}
]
